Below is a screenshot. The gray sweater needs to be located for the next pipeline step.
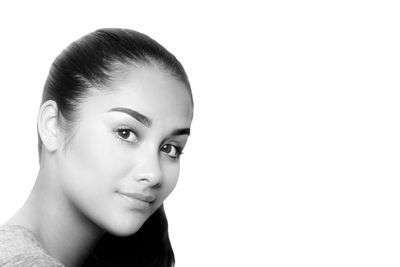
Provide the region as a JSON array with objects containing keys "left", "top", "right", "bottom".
[{"left": 0, "top": 225, "right": 64, "bottom": 266}]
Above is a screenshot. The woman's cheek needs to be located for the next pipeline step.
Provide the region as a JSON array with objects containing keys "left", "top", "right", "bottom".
[
  {"left": 77, "top": 124, "right": 132, "bottom": 179},
  {"left": 160, "top": 161, "right": 180, "bottom": 201},
  {"left": 58, "top": 125, "right": 126, "bottom": 196}
]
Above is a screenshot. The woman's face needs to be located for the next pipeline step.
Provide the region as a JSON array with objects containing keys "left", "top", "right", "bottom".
[{"left": 56, "top": 66, "right": 193, "bottom": 236}]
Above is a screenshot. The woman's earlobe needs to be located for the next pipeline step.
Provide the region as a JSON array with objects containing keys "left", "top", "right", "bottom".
[{"left": 37, "top": 100, "right": 60, "bottom": 153}]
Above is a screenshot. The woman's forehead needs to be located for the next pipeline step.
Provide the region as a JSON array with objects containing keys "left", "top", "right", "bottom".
[{"left": 82, "top": 67, "right": 193, "bottom": 122}]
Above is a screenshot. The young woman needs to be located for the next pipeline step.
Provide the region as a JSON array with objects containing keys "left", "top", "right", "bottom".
[{"left": 0, "top": 28, "right": 193, "bottom": 267}]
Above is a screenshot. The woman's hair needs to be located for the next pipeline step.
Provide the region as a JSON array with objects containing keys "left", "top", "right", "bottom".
[
  {"left": 38, "top": 28, "right": 192, "bottom": 267},
  {"left": 83, "top": 205, "right": 174, "bottom": 267}
]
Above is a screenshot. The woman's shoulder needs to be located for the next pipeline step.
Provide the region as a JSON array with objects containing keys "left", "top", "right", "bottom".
[{"left": 0, "top": 224, "right": 64, "bottom": 266}]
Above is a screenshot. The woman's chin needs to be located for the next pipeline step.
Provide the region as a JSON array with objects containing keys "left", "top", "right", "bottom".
[{"left": 103, "top": 217, "right": 147, "bottom": 237}]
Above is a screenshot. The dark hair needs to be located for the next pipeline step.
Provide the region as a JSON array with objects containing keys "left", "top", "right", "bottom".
[
  {"left": 38, "top": 28, "right": 192, "bottom": 267},
  {"left": 83, "top": 205, "right": 174, "bottom": 267}
]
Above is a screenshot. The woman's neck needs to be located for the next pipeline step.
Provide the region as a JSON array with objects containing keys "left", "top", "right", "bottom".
[{"left": 4, "top": 166, "right": 105, "bottom": 267}]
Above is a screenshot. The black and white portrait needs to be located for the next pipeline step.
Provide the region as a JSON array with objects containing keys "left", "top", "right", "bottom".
[{"left": 0, "top": 1, "right": 399, "bottom": 266}]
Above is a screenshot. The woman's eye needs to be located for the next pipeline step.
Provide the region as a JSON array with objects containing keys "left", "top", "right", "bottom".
[
  {"left": 161, "top": 144, "right": 182, "bottom": 159},
  {"left": 115, "top": 128, "right": 138, "bottom": 144}
]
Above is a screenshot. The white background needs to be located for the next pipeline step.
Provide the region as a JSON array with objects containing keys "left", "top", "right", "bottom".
[{"left": 0, "top": 1, "right": 399, "bottom": 266}]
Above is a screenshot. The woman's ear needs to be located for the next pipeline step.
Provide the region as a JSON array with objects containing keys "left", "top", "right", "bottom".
[{"left": 37, "top": 100, "right": 61, "bottom": 153}]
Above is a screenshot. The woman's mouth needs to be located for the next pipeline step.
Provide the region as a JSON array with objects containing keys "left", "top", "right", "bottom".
[{"left": 117, "top": 191, "right": 156, "bottom": 211}]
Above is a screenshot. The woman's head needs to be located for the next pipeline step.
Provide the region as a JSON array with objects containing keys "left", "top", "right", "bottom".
[
  {"left": 36, "top": 28, "right": 193, "bottom": 265},
  {"left": 39, "top": 28, "right": 193, "bottom": 160}
]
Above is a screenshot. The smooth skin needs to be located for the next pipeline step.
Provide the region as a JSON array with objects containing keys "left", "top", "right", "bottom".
[{"left": 4, "top": 65, "right": 193, "bottom": 267}]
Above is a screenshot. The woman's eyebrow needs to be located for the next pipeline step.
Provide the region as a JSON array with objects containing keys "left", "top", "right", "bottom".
[
  {"left": 107, "top": 107, "right": 152, "bottom": 128},
  {"left": 170, "top": 128, "right": 191, "bottom": 136}
]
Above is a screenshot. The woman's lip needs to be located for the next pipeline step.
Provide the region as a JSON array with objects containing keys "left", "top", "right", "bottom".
[{"left": 118, "top": 192, "right": 156, "bottom": 203}]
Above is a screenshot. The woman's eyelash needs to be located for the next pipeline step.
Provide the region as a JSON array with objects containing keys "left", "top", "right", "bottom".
[
  {"left": 161, "top": 144, "right": 184, "bottom": 160},
  {"left": 113, "top": 127, "right": 185, "bottom": 159},
  {"left": 175, "top": 146, "right": 184, "bottom": 157},
  {"left": 113, "top": 127, "right": 138, "bottom": 144}
]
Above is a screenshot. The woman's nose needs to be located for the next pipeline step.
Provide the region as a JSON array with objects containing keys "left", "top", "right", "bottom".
[{"left": 134, "top": 152, "right": 163, "bottom": 188}]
